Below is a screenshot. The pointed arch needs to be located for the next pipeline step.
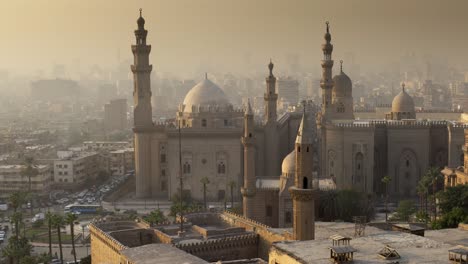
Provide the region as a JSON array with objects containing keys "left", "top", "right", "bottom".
[{"left": 397, "top": 149, "right": 418, "bottom": 197}]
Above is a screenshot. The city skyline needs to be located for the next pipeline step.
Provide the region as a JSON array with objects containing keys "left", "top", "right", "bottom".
[{"left": 1, "top": 0, "right": 468, "bottom": 76}]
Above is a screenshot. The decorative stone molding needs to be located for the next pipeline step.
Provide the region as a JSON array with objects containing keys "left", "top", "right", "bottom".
[
  {"left": 240, "top": 187, "right": 256, "bottom": 197},
  {"left": 288, "top": 187, "right": 315, "bottom": 201}
]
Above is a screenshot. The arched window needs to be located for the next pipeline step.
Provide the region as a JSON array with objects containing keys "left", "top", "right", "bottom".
[
  {"left": 298, "top": 146, "right": 301, "bottom": 153},
  {"left": 303, "top": 177, "right": 308, "bottom": 189},
  {"left": 306, "top": 146, "right": 310, "bottom": 152},
  {"left": 266, "top": 205, "right": 273, "bottom": 217},
  {"left": 285, "top": 211, "right": 292, "bottom": 224},
  {"left": 201, "top": 119, "right": 207, "bottom": 127},
  {"left": 354, "top": 152, "right": 364, "bottom": 183},
  {"left": 337, "top": 103, "right": 345, "bottom": 113},
  {"left": 183, "top": 162, "right": 191, "bottom": 174},
  {"left": 218, "top": 162, "right": 226, "bottom": 174}
]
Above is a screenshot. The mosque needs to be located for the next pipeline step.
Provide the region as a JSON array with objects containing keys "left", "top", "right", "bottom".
[{"left": 131, "top": 11, "right": 467, "bottom": 229}]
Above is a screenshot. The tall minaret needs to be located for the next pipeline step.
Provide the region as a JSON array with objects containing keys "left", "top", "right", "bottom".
[
  {"left": 320, "top": 21, "right": 334, "bottom": 119},
  {"left": 132, "top": 9, "right": 153, "bottom": 199},
  {"left": 289, "top": 108, "right": 316, "bottom": 240},
  {"left": 264, "top": 60, "right": 278, "bottom": 124},
  {"left": 241, "top": 99, "right": 257, "bottom": 219},
  {"left": 132, "top": 8, "right": 153, "bottom": 128}
]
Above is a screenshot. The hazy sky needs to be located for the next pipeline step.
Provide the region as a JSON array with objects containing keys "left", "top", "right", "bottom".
[{"left": 1, "top": 0, "right": 467, "bottom": 76}]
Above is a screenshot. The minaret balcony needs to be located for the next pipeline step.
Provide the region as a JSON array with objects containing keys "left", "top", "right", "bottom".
[
  {"left": 131, "top": 65, "right": 153, "bottom": 73},
  {"left": 241, "top": 137, "right": 255, "bottom": 146},
  {"left": 264, "top": 94, "right": 278, "bottom": 100},
  {"left": 241, "top": 187, "right": 256, "bottom": 197},
  {"left": 288, "top": 187, "right": 316, "bottom": 201}
]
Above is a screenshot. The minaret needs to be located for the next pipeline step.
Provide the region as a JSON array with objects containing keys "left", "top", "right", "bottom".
[
  {"left": 132, "top": 9, "right": 154, "bottom": 199},
  {"left": 320, "top": 21, "right": 334, "bottom": 119},
  {"left": 289, "top": 107, "right": 316, "bottom": 240},
  {"left": 241, "top": 99, "right": 257, "bottom": 219},
  {"left": 264, "top": 60, "right": 278, "bottom": 124},
  {"left": 132, "top": 8, "right": 153, "bottom": 128}
]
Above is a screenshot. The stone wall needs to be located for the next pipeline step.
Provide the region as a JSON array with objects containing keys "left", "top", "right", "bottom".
[
  {"left": 191, "top": 224, "right": 245, "bottom": 238},
  {"left": 109, "top": 228, "right": 154, "bottom": 247},
  {"left": 220, "top": 211, "right": 290, "bottom": 260},
  {"left": 176, "top": 233, "right": 258, "bottom": 262},
  {"left": 89, "top": 223, "right": 127, "bottom": 264}
]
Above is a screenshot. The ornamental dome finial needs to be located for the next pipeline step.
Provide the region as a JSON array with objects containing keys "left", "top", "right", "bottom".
[{"left": 268, "top": 59, "right": 274, "bottom": 77}]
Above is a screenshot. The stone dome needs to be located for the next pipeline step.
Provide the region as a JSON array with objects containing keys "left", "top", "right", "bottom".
[
  {"left": 392, "top": 88, "right": 415, "bottom": 113},
  {"left": 332, "top": 71, "right": 352, "bottom": 98},
  {"left": 281, "top": 150, "right": 296, "bottom": 175},
  {"left": 182, "top": 78, "right": 230, "bottom": 113}
]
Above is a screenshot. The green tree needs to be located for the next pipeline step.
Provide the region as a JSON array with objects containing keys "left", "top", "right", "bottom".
[
  {"left": 143, "top": 209, "right": 166, "bottom": 226},
  {"left": 11, "top": 212, "right": 23, "bottom": 239},
  {"left": 9, "top": 191, "right": 27, "bottom": 213},
  {"left": 381, "top": 176, "right": 391, "bottom": 222},
  {"left": 200, "top": 177, "right": 210, "bottom": 210},
  {"left": 21, "top": 156, "right": 38, "bottom": 215},
  {"left": 65, "top": 213, "right": 79, "bottom": 264},
  {"left": 394, "top": 200, "right": 416, "bottom": 222},
  {"left": 334, "top": 189, "right": 371, "bottom": 222},
  {"left": 425, "top": 167, "right": 443, "bottom": 220},
  {"left": 1, "top": 236, "right": 32, "bottom": 263},
  {"left": 51, "top": 214, "right": 64, "bottom": 263},
  {"left": 437, "top": 185, "right": 468, "bottom": 214},
  {"left": 45, "top": 211, "right": 53, "bottom": 257}
]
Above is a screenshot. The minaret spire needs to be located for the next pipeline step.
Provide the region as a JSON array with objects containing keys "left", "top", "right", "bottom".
[
  {"left": 340, "top": 60, "right": 343, "bottom": 73},
  {"left": 320, "top": 21, "right": 334, "bottom": 119},
  {"left": 241, "top": 97, "right": 257, "bottom": 219},
  {"left": 289, "top": 100, "right": 316, "bottom": 241},
  {"left": 132, "top": 10, "right": 155, "bottom": 199},
  {"left": 264, "top": 59, "right": 278, "bottom": 124},
  {"left": 401, "top": 82, "right": 406, "bottom": 92}
]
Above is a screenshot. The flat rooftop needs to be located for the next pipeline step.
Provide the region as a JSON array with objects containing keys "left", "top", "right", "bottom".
[
  {"left": 273, "top": 226, "right": 459, "bottom": 264},
  {"left": 120, "top": 243, "right": 208, "bottom": 264}
]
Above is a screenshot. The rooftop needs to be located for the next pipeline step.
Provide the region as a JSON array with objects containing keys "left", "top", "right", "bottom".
[
  {"left": 120, "top": 243, "right": 208, "bottom": 264},
  {"left": 272, "top": 225, "right": 457, "bottom": 264}
]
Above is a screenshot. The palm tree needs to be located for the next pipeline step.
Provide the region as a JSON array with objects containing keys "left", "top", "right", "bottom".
[
  {"left": 381, "top": 176, "right": 391, "bottom": 222},
  {"left": 45, "top": 211, "right": 53, "bottom": 257},
  {"left": 22, "top": 157, "right": 38, "bottom": 215},
  {"left": 11, "top": 212, "right": 23, "bottom": 239},
  {"left": 227, "top": 181, "right": 236, "bottom": 209},
  {"left": 9, "top": 191, "right": 27, "bottom": 213},
  {"left": 51, "top": 214, "right": 64, "bottom": 263},
  {"left": 426, "top": 167, "right": 442, "bottom": 221},
  {"left": 416, "top": 181, "right": 427, "bottom": 222},
  {"left": 65, "top": 213, "right": 79, "bottom": 264},
  {"left": 200, "top": 177, "right": 210, "bottom": 210}
]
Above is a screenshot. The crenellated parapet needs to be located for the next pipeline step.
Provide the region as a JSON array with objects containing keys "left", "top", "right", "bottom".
[
  {"left": 89, "top": 223, "right": 128, "bottom": 253},
  {"left": 332, "top": 120, "right": 468, "bottom": 129},
  {"left": 176, "top": 233, "right": 258, "bottom": 252},
  {"left": 175, "top": 233, "right": 258, "bottom": 262}
]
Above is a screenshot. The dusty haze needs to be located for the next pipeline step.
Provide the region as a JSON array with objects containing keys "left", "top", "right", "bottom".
[{"left": 1, "top": 0, "right": 467, "bottom": 76}]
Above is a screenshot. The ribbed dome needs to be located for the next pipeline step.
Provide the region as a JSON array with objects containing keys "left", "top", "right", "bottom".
[
  {"left": 392, "top": 88, "right": 415, "bottom": 113},
  {"left": 281, "top": 150, "right": 296, "bottom": 174},
  {"left": 182, "top": 79, "right": 230, "bottom": 113},
  {"left": 332, "top": 72, "right": 352, "bottom": 97}
]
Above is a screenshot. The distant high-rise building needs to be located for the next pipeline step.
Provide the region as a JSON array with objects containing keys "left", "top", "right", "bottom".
[
  {"left": 30, "top": 79, "right": 80, "bottom": 101},
  {"left": 277, "top": 77, "right": 299, "bottom": 105},
  {"left": 97, "top": 83, "right": 118, "bottom": 104},
  {"left": 104, "top": 99, "right": 128, "bottom": 132}
]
